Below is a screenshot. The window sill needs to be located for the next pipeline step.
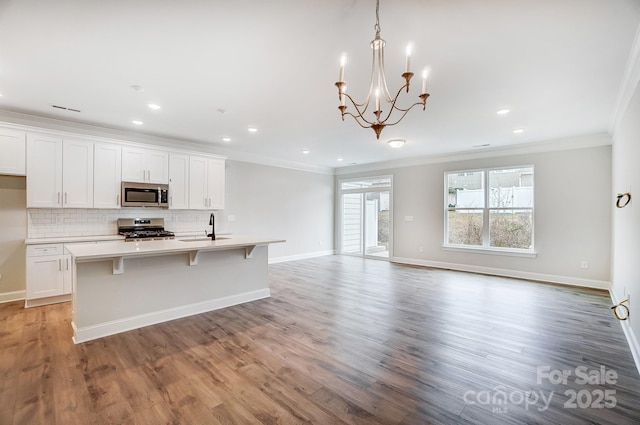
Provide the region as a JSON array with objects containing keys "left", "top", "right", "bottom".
[{"left": 442, "top": 245, "right": 537, "bottom": 258}]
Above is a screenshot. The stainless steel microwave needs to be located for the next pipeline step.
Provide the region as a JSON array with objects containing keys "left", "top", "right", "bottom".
[{"left": 121, "top": 182, "right": 169, "bottom": 208}]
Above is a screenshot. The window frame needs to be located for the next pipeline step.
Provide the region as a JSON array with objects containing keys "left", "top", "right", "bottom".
[{"left": 443, "top": 165, "right": 536, "bottom": 258}]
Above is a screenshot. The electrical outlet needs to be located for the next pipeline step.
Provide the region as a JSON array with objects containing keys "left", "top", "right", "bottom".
[{"left": 580, "top": 261, "right": 588, "bottom": 269}]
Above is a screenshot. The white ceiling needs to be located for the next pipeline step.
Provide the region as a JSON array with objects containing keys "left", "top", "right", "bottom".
[{"left": 1, "top": 0, "right": 639, "bottom": 172}]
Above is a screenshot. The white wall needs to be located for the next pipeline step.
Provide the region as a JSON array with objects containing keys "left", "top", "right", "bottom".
[
  {"left": 338, "top": 142, "right": 612, "bottom": 288},
  {"left": 223, "top": 160, "right": 334, "bottom": 261},
  {"left": 0, "top": 176, "right": 26, "bottom": 301},
  {"left": 611, "top": 76, "right": 640, "bottom": 358}
]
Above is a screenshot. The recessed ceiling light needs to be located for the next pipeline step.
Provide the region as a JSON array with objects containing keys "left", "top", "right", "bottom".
[
  {"left": 337, "top": 157, "right": 344, "bottom": 162},
  {"left": 497, "top": 109, "right": 510, "bottom": 115},
  {"left": 301, "top": 149, "right": 310, "bottom": 154},
  {"left": 387, "top": 138, "right": 406, "bottom": 148},
  {"left": 130, "top": 85, "right": 144, "bottom": 92},
  {"left": 222, "top": 137, "right": 231, "bottom": 143},
  {"left": 248, "top": 126, "right": 258, "bottom": 133},
  {"left": 132, "top": 120, "right": 143, "bottom": 125},
  {"left": 513, "top": 128, "right": 525, "bottom": 134},
  {"left": 148, "top": 103, "right": 161, "bottom": 110}
]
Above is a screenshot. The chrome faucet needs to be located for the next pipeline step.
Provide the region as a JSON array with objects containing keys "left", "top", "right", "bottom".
[{"left": 207, "top": 213, "right": 216, "bottom": 240}]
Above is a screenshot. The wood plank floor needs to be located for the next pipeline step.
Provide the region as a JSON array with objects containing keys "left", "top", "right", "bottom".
[{"left": 2, "top": 255, "right": 640, "bottom": 424}]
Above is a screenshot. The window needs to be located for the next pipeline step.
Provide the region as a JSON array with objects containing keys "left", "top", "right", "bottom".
[{"left": 445, "top": 166, "right": 534, "bottom": 253}]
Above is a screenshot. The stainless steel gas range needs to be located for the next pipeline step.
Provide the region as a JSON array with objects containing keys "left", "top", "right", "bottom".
[{"left": 117, "top": 218, "right": 175, "bottom": 242}]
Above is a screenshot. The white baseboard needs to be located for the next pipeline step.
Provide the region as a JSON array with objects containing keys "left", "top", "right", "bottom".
[
  {"left": 610, "top": 291, "right": 640, "bottom": 376},
  {"left": 72, "top": 288, "right": 270, "bottom": 344},
  {"left": 0, "top": 290, "right": 26, "bottom": 304},
  {"left": 269, "top": 250, "right": 335, "bottom": 264},
  {"left": 391, "top": 257, "right": 611, "bottom": 290},
  {"left": 25, "top": 294, "right": 71, "bottom": 308}
]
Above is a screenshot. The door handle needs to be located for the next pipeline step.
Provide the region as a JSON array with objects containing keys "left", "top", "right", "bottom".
[
  {"left": 66, "top": 258, "right": 70, "bottom": 270},
  {"left": 58, "top": 258, "right": 62, "bottom": 271},
  {"left": 57, "top": 192, "right": 61, "bottom": 205},
  {"left": 64, "top": 192, "right": 68, "bottom": 205}
]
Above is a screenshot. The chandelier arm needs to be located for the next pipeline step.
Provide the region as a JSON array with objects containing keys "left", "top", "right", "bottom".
[
  {"left": 342, "top": 92, "right": 374, "bottom": 118},
  {"left": 377, "top": 83, "right": 411, "bottom": 123},
  {"left": 342, "top": 112, "right": 378, "bottom": 128},
  {"left": 381, "top": 101, "right": 427, "bottom": 127},
  {"left": 378, "top": 43, "right": 393, "bottom": 102}
]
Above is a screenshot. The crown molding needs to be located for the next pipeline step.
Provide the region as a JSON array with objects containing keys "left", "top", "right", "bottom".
[
  {"left": 334, "top": 132, "right": 612, "bottom": 175},
  {"left": 0, "top": 109, "right": 333, "bottom": 175},
  {"left": 612, "top": 23, "right": 640, "bottom": 136}
]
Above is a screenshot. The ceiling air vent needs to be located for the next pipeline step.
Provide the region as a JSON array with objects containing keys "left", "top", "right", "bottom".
[{"left": 52, "top": 104, "right": 81, "bottom": 112}]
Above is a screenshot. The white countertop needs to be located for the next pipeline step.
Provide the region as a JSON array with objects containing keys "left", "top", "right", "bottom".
[
  {"left": 26, "top": 235, "right": 126, "bottom": 245},
  {"left": 65, "top": 236, "right": 285, "bottom": 262},
  {"left": 25, "top": 232, "right": 232, "bottom": 245}
]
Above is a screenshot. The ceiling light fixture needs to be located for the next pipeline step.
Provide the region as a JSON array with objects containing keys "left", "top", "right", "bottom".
[
  {"left": 247, "top": 126, "right": 258, "bottom": 133},
  {"left": 148, "top": 103, "right": 161, "bottom": 110},
  {"left": 132, "top": 120, "right": 143, "bottom": 125},
  {"left": 335, "top": 0, "right": 430, "bottom": 139},
  {"left": 301, "top": 149, "right": 310, "bottom": 154},
  {"left": 497, "top": 109, "right": 510, "bottom": 115},
  {"left": 387, "top": 138, "right": 406, "bottom": 148},
  {"left": 513, "top": 128, "right": 525, "bottom": 134},
  {"left": 337, "top": 157, "right": 344, "bottom": 162},
  {"left": 221, "top": 137, "right": 231, "bottom": 143}
]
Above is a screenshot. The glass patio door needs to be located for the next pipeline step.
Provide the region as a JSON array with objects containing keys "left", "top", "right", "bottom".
[{"left": 339, "top": 177, "right": 392, "bottom": 259}]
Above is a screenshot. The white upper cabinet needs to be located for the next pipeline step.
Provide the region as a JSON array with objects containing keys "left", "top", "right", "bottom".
[
  {"left": 27, "top": 134, "right": 94, "bottom": 208},
  {"left": 189, "top": 155, "right": 225, "bottom": 210},
  {"left": 62, "top": 139, "right": 94, "bottom": 208},
  {"left": 122, "top": 146, "right": 169, "bottom": 184},
  {"left": 0, "top": 127, "right": 26, "bottom": 175},
  {"left": 207, "top": 158, "right": 225, "bottom": 210},
  {"left": 27, "top": 134, "right": 63, "bottom": 208},
  {"left": 94, "top": 142, "right": 122, "bottom": 209},
  {"left": 168, "top": 153, "right": 189, "bottom": 210}
]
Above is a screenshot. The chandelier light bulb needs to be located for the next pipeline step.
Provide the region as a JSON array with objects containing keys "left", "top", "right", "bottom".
[
  {"left": 339, "top": 54, "right": 347, "bottom": 82},
  {"left": 422, "top": 67, "right": 430, "bottom": 94},
  {"left": 405, "top": 45, "right": 412, "bottom": 73}
]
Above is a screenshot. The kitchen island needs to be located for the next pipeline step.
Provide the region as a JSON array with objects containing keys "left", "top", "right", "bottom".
[{"left": 65, "top": 236, "right": 285, "bottom": 343}]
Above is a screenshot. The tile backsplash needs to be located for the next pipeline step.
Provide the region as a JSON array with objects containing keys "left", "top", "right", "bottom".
[{"left": 27, "top": 208, "right": 224, "bottom": 239}]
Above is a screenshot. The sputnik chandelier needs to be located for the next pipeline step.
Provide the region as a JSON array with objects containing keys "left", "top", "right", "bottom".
[{"left": 335, "top": 0, "right": 430, "bottom": 139}]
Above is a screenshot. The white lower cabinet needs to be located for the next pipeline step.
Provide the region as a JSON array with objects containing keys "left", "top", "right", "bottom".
[{"left": 26, "top": 244, "right": 73, "bottom": 306}]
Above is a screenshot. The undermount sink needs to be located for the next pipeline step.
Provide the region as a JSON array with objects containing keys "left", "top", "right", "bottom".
[{"left": 180, "top": 237, "right": 231, "bottom": 242}]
